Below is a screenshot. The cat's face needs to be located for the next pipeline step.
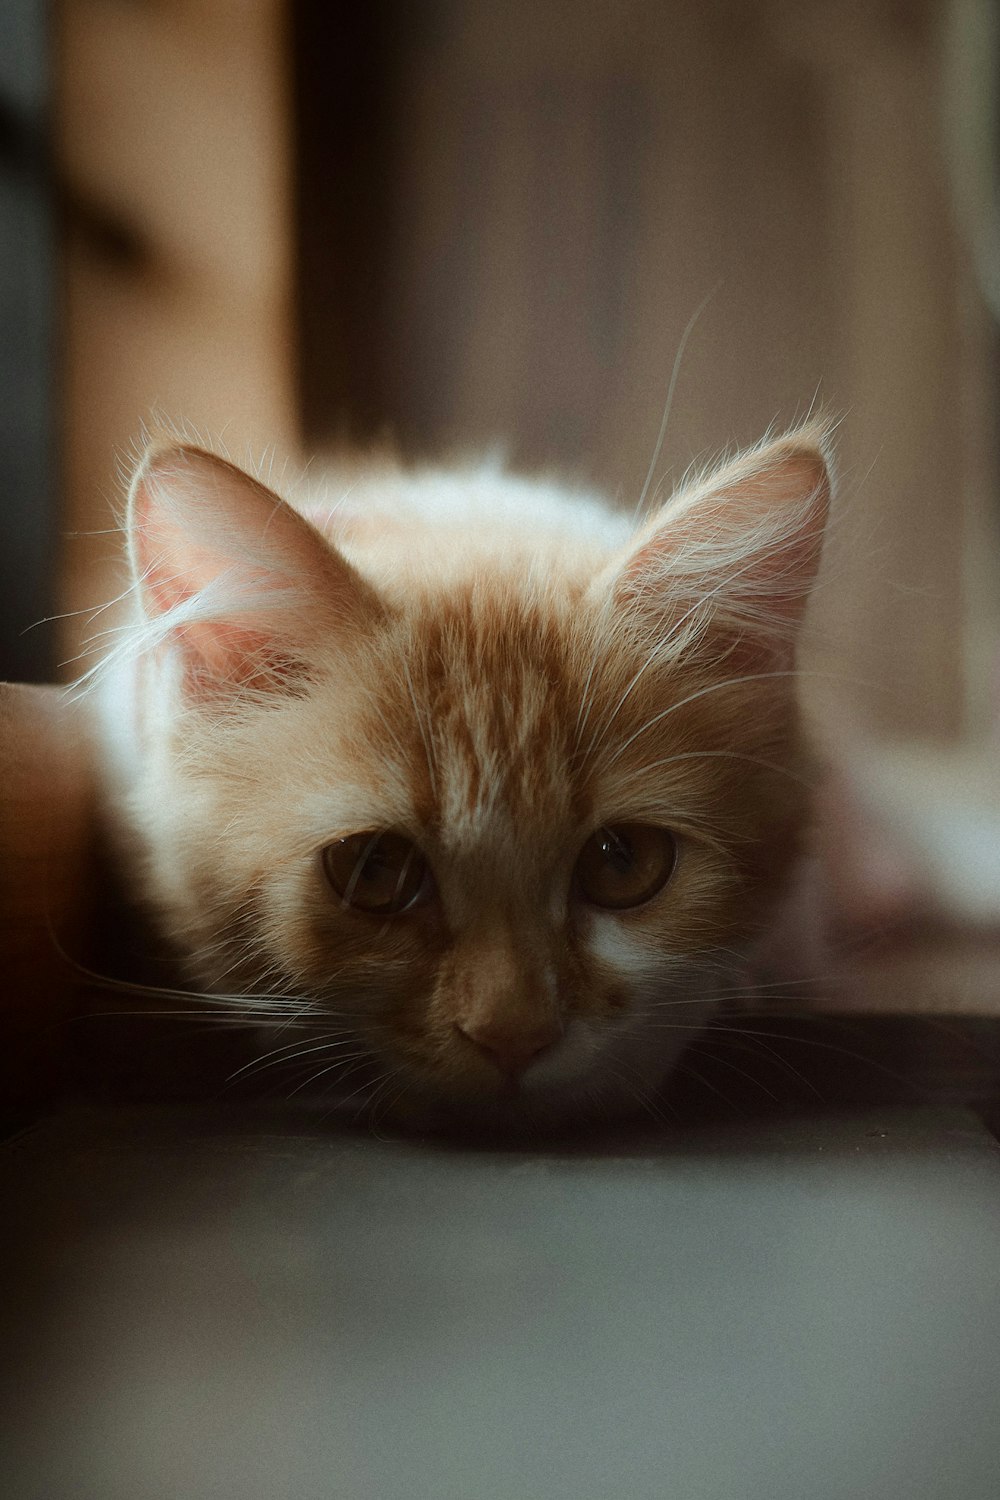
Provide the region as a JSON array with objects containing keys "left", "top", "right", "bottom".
[{"left": 121, "top": 432, "right": 829, "bottom": 1130}]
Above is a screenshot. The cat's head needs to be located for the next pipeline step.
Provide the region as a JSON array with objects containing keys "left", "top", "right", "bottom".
[{"left": 121, "top": 430, "right": 830, "bottom": 1130}]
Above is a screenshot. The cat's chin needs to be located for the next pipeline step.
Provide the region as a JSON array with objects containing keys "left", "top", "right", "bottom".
[
  {"left": 315, "top": 1079, "right": 636, "bottom": 1142},
  {"left": 301, "top": 1048, "right": 683, "bottom": 1141},
  {"left": 269, "top": 993, "right": 721, "bottom": 1138}
]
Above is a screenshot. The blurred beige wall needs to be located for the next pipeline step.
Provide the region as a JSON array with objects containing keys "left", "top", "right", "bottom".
[
  {"left": 56, "top": 0, "right": 997, "bottom": 743},
  {"left": 57, "top": 0, "right": 296, "bottom": 667}
]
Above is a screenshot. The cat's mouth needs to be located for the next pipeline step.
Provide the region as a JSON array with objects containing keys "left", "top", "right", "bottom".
[
  {"left": 241, "top": 998, "right": 701, "bottom": 1133},
  {"left": 268, "top": 1030, "right": 582, "bottom": 1131}
]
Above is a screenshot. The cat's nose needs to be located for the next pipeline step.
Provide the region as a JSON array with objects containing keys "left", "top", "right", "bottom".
[{"left": 456, "top": 1017, "right": 561, "bottom": 1077}]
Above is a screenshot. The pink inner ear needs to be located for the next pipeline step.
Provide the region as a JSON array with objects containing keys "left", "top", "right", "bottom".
[
  {"left": 129, "top": 444, "right": 383, "bottom": 700},
  {"left": 171, "top": 620, "right": 312, "bottom": 698},
  {"left": 616, "top": 441, "right": 830, "bottom": 647},
  {"left": 137, "top": 526, "right": 257, "bottom": 619}
]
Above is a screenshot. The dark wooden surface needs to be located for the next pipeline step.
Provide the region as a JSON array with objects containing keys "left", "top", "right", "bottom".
[{"left": 4, "top": 1100, "right": 1000, "bottom": 1500}]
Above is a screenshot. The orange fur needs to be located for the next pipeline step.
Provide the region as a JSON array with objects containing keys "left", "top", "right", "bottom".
[{"left": 89, "top": 427, "right": 832, "bottom": 1130}]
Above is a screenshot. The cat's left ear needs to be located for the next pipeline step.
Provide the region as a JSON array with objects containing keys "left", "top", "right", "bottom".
[
  {"left": 605, "top": 426, "right": 832, "bottom": 665},
  {"left": 128, "top": 443, "right": 383, "bottom": 696}
]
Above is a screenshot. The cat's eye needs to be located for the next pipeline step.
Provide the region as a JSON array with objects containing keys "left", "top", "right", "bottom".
[
  {"left": 574, "top": 823, "right": 677, "bottom": 910},
  {"left": 322, "top": 831, "right": 432, "bottom": 915}
]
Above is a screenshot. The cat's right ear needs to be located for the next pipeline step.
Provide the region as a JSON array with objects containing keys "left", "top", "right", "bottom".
[
  {"left": 602, "top": 426, "right": 832, "bottom": 669},
  {"left": 128, "top": 443, "right": 382, "bottom": 696}
]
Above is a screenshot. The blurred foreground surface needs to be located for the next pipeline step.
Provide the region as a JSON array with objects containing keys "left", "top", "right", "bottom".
[{"left": 4, "top": 1102, "right": 1000, "bottom": 1500}]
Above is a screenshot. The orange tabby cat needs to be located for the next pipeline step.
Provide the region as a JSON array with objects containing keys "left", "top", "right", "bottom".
[{"left": 91, "top": 426, "right": 831, "bottom": 1129}]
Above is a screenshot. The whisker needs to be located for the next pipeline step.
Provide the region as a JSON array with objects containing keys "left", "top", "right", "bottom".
[
  {"left": 686, "top": 1044, "right": 781, "bottom": 1103},
  {"left": 345, "top": 1063, "right": 404, "bottom": 1120},
  {"left": 227, "top": 1031, "right": 360, "bottom": 1083},
  {"left": 601, "top": 668, "right": 801, "bottom": 769},
  {"left": 632, "top": 285, "right": 720, "bottom": 526},
  {"left": 707, "top": 1033, "right": 824, "bottom": 1100},
  {"left": 603, "top": 1061, "right": 673, "bottom": 1127},
  {"left": 285, "top": 1053, "right": 372, "bottom": 1102},
  {"left": 616, "top": 748, "right": 816, "bottom": 789},
  {"left": 663, "top": 1021, "right": 919, "bottom": 1092},
  {"left": 401, "top": 656, "right": 439, "bottom": 800},
  {"left": 675, "top": 1057, "right": 740, "bottom": 1112}
]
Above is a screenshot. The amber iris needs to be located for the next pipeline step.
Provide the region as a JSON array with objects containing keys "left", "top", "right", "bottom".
[
  {"left": 322, "top": 831, "right": 430, "bottom": 914},
  {"left": 575, "top": 823, "right": 677, "bottom": 910}
]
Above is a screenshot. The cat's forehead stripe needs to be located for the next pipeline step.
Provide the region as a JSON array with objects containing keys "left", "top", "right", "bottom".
[
  {"left": 350, "top": 581, "right": 751, "bottom": 858},
  {"left": 406, "top": 591, "right": 585, "bottom": 837}
]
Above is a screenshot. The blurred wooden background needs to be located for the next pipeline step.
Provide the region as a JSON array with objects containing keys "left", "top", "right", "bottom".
[{"left": 55, "top": 0, "right": 998, "bottom": 740}]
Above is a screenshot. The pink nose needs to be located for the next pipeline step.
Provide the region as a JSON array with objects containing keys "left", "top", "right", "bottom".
[{"left": 456, "top": 1017, "right": 561, "bottom": 1076}]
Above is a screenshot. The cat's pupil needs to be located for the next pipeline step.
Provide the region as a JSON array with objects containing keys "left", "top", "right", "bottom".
[
  {"left": 599, "top": 829, "right": 633, "bottom": 873},
  {"left": 322, "top": 831, "right": 430, "bottom": 915},
  {"left": 575, "top": 823, "right": 677, "bottom": 911}
]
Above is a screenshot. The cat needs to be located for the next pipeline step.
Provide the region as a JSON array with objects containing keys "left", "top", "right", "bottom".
[{"left": 89, "top": 424, "right": 832, "bottom": 1131}]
